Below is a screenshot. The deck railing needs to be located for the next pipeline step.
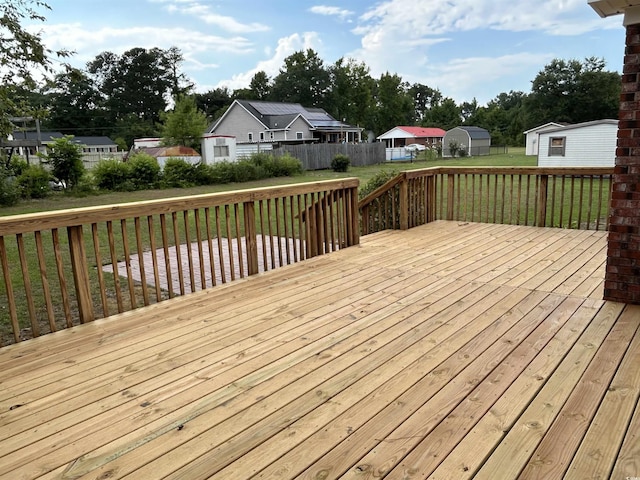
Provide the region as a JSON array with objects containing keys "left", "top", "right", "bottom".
[
  {"left": 0, "top": 179, "right": 360, "bottom": 345},
  {"left": 360, "top": 167, "right": 614, "bottom": 235}
]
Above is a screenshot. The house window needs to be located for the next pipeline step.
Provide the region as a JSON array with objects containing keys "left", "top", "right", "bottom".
[
  {"left": 549, "top": 137, "right": 566, "bottom": 156},
  {"left": 259, "top": 132, "right": 265, "bottom": 141},
  {"left": 248, "top": 132, "right": 253, "bottom": 142},
  {"left": 270, "top": 132, "right": 274, "bottom": 140},
  {"left": 214, "top": 145, "right": 229, "bottom": 157},
  {"left": 296, "top": 132, "right": 303, "bottom": 140}
]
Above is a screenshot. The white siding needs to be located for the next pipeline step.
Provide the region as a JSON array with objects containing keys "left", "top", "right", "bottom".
[
  {"left": 538, "top": 122, "right": 617, "bottom": 167},
  {"left": 236, "top": 143, "right": 274, "bottom": 158},
  {"left": 524, "top": 123, "right": 564, "bottom": 156}
]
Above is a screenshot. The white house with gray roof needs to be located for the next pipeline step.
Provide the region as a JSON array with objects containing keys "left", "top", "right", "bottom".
[
  {"left": 537, "top": 119, "right": 618, "bottom": 167},
  {"left": 208, "top": 100, "right": 362, "bottom": 147}
]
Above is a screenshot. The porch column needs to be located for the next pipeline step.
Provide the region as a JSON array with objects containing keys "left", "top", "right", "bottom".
[{"left": 605, "top": 7, "right": 640, "bottom": 304}]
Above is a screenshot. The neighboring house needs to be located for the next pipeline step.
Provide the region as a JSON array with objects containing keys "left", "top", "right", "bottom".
[
  {"left": 8, "top": 130, "right": 64, "bottom": 156},
  {"left": 442, "top": 126, "right": 491, "bottom": 157},
  {"left": 135, "top": 146, "right": 201, "bottom": 168},
  {"left": 71, "top": 136, "right": 118, "bottom": 154},
  {"left": 376, "top": 126, "right": 446, "bottom": 148},
  {"left": 133, "top": 137, "right": 163, "bottom": 149},
  {"left": 537, "top": 119, "right": 618, "bottom": 167},
  {"left": 208, "top": 99, "right": 362, "bottom": 147},
  {"left": 523, "top": 122, "right": 565, "bottom": 156}
]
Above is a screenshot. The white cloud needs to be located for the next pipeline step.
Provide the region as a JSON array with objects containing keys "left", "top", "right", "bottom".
[
  {"left": 214, "top": 32, "right": 323, "bottom": 91},
  {"left": 155, "top": 0, "right": 270, "bottom": 33},
  {"left": 422, "top": 52, "right": 554, "bottom": 103},
  {"left": 309, "top": 6, "right": 354, "bottom": 20}
]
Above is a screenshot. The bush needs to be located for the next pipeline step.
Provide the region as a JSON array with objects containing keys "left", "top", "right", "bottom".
[
  {"left": 448, "top": 140, "right": 460, "bottom": 158},
  {"left": 458, "top": 148, "right": 468, "bottom": 157},
  {"left": 43, "top": 136, "right": 85, "bottom": 189},
  {"left": 359, "top": 169, "right": 399, "bottom": 200},
  {"left": 0, "top": 169, "right": 20, "bottom": 207},
  {"left": 128, "top": 153, "right": 161, "bottom": 189},
  {"left": 231, "top": 159, "right": 263, "bottom": 183},
  {"left": 17, "top": 164, "right": 51, "bottom": 199},
  {"left": 204, "top": 162, "right": 235, "bottom": 184},
  {"left": 8, "top": 157, "right": 29, "bottom": 177},
  {"left": 93, "top": 159, "right": 133, "bottom": 191},
  {"left": 331, "top": 154, "right": 350, "bottom": 172},
  {"left": 162, "top": 158, "right": 198, "bottom": 188}
]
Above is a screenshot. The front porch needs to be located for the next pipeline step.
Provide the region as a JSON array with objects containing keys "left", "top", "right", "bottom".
[{"left": 1, "top": 221, "right": 638, "bottom": 479}]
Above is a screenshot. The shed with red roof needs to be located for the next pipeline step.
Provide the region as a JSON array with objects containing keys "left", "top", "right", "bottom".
[{"left": 376, "top": 126, "right": 446, "bottom": 148}]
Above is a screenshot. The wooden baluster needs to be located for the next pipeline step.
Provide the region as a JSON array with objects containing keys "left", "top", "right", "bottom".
[
  {"left": 67, "top": 225, "right": 95, "bottom": 323},
  {"left": 52, "top": 229, "right": 73, "bottom": 327},
  {"left": 0, "top": 236, "right": 20, "bottom": 343},
  {"left": 35, "top": 231, "right": 56, "bottom": 332},
  {"left": 243, "top": 201, "right": 259, "bottom": 276}
]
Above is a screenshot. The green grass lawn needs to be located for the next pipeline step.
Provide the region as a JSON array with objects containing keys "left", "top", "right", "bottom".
[{"left": 0, "top": 147, "right": 533, "bottom": 217}]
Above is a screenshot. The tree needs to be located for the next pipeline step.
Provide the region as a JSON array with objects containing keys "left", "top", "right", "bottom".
[
  {"left": 526, "top": 57, "right": 620, "bottom": 127},
  {"left": 87, "top": 47, "right": 176, "bottom": 126},
  {"left": 248, "top": 71, "right": 271, "bottom": 100},
  {"left": 372, "top": 73, "right": 413, "bottom": 135},
  {"left": 422, "top": 97, "right": 461, "bottom": 131},
  {"left": 44, "top": 67, "right": 105, "bottom": 135},
  {"left": 160, "top": 95, "right": 208, "bottom": 150},
  {"left": 42, "top": 136, "right": 85, "bottom": 189},
  {"left": 195, "top": 87, "right": 232, "bottom": 121},
  {"left": 271, "top": 49, "right": 330, "bottom": 107},
  {"left": 408, "top": 83, "right": 442, "bottom": 124},
  {"left": 326, "top": 58, "right": 376, "bottom": 130},
  {"left": 165, "top": 46, "right": 194, "bottom": 98},
  {"left": 0, "top": 0, "right": 70, "bottom": 137}
]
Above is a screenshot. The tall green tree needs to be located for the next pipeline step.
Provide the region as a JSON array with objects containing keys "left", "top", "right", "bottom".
[
  {"left": 326, "top": 58, "right": 376, "bottom": 130},
  {"left": 372, "top": 73, "right": 413, "bottom": 135},
  {"left": 87, "top": 47, "right": 176, "bottom": 126},
  {"left": 422, "top": 97, "right": 461, "bottom": 131},
  {"left": 44, "top": 67, "right": 105, "bottom": 135},
  {"left": 408, "top": 83, "right": 442, "bottom": 124},
  {"left": 0, "top": 0, "right": 70, "bottom": 137},
  {"left": 160, "top": 95, "right": 208, "bottom": 150},
  {"left": 195, "top": 87, "right": 232, "bottom": 121},
  {"left": 271, "top": 49, "right": 330, "bottom": 107},
  {"left": 526, "top": 57, "right": 620, "bottom": 127}
]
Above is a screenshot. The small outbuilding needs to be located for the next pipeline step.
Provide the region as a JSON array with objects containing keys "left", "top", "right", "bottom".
[
  {"left": 442, "top": 126, "right": 491, "bottom": 157},
  {"left": 537, "top": 119, "right": 617, "bottom": 167},
  {"left": 376, "top": 126, "right": 446, "bottom": 148},
  {"left": 523, "top": 122, "right": 565, "bottom": 156}
]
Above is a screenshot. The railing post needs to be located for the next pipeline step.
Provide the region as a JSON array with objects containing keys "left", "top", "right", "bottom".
[
  {"left": 400, "top": 177, "right": 409, "bottom": 230},
  {"left": 426, "top": 175, "right": 435, "bottom": 223},
  {"left": 447, "top": 174, "right": 455, "bottom": 221},
  {"left": 350, "top": 186, "right": 360, "bottom": 246},
  {"left": 67, "top": 225, "right": 94, "bottom": 323},
  {"left": 243, "top": 201, "right": 259, "bottom": 275},
  {"left": 537, "top": 174, "right": 549, "bottom": 227}
]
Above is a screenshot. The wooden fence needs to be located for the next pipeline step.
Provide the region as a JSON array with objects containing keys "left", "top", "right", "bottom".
[
  {"left": 359, "top": 167, "right": 614, "bottom": 235},
  {"left": 0, "top": 179, "right": 360, "bottom": 346},
  {"left": 273, "top": 143, "right": 385, "bottom": 170}
]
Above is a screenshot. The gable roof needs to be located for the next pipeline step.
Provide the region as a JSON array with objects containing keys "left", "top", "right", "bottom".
[
  {"left": 212, "top": 99, "right": 358, "bottom": 133},
  {"left": 540, "top": 119, "right": 618, "bottom": 135},
  {"left": 11, "top": 131, "right": 64, "bottom": 142},
  {"left": 453, "top": 126, "right": 491, "bottom": 140},
  {"left": 523, "top": 122, "right": 565, "bottom": 135},
  {"left": 72, "top": 136, "right": 117, "bottom": 146},
  {"left": 397, "top": 126, "right": 446, "bottom": 138}
]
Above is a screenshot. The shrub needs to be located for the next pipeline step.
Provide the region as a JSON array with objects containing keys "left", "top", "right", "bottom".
[
  {"left": 231, "top": 159, "right": 262, "bottom": 183},
  {"left": 17, "top": 164, "right": 51, "bottom": 199},
  {"left": 448, "top": 140, "right": 460, "bottom": 158},
  {"left": 205, "top": 162, "right": 235, "bottom": 184},
  {"left": 43, "top": 136, "right": 85, "bottom": 189},
  {"left": 93, "top": 159, "right": 133, "bottom": 191},
  {"left": 128, "top": 153, "right": 161, "bottom": 189},
  {"left": 8, "top": 156, "right": 29, "bottom": 177},
  {"left": 331, "top": 154, "right": 350, "bottom": 172},
  {"left": 0, "top": 169, "right": 20, "bottom": 207},
  {"left": 162, "top": 158, "right": 198, "bottom": 188},
  {"left": 458, "top": 148, "right": 468, "bottom": 157},
  {"left": 359, "top": 169, "right": 399, "bottom": 200}
]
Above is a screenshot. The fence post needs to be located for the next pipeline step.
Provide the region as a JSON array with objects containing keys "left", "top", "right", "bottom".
[
  {"left": 243, "top": 201, "right": 259, "bottom": 275},
  {"left": 67, "top": 225, "right": 94, "bottom": 323},
  {"left": 400, "top": 176, "right": 409, "bottom": 230},
  {"left": 447, "top": 174, "right": 455, "bottom": 220},
  {"left": 537, "top": 175, "right": 549, "bottom": 227}
]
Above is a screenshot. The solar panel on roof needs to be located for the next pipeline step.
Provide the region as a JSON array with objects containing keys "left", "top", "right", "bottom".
[{"left": 250, "top": 102, "right": 306, "bottom": 116}]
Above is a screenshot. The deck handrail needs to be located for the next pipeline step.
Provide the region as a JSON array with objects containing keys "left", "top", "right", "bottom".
[
  {"left": 0, "top": 179, "right": 360, "bottom": 346},
  {"left": 359, "top": 166, "right": 614, "bottom": 235}
]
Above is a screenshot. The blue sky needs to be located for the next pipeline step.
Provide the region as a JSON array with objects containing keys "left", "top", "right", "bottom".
[{"left": 35, "top": 0, "right": 625, "bottom": 105}]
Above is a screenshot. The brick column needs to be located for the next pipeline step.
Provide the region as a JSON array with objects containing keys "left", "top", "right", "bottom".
[{"left": 604, "top": 22, "right": 640, "bottom": 304}]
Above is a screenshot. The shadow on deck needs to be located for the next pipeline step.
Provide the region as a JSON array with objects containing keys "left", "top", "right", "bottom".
[{"left": 0, "top": 221, "right": 638, "bottom": 479}]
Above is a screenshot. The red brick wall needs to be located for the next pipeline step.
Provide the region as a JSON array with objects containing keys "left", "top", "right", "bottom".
[{"left": 604, "top": 23, "right": 640, "bottom": 304}]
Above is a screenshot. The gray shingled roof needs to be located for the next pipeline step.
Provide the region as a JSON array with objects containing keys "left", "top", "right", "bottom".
[{"left": 457, "top": 126, "right": 491, "bottom": 140}]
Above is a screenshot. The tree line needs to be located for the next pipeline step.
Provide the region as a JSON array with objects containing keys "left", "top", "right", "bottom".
[{"left": 2, "top": 2, "right": 622, "bottom": 149}]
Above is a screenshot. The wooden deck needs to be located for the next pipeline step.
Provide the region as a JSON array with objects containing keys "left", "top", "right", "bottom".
[{"left": 0, "top": 221, "right": 638, "bottom": 480}]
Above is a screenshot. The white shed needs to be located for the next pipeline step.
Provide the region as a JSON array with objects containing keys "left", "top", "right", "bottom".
[
  {"left": 523, "top": 122, "right": 564, "bottom": 156},
  {"left": 537, "top": 119, "right": 618, "bottom": 167},
  {"left": 201, "top": 135, "right": 237, "bottom": 164}
]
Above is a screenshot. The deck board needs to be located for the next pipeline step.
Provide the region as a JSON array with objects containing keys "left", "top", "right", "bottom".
[{"left": 0, "top": 221, "right": 637, "bottom": 480}]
